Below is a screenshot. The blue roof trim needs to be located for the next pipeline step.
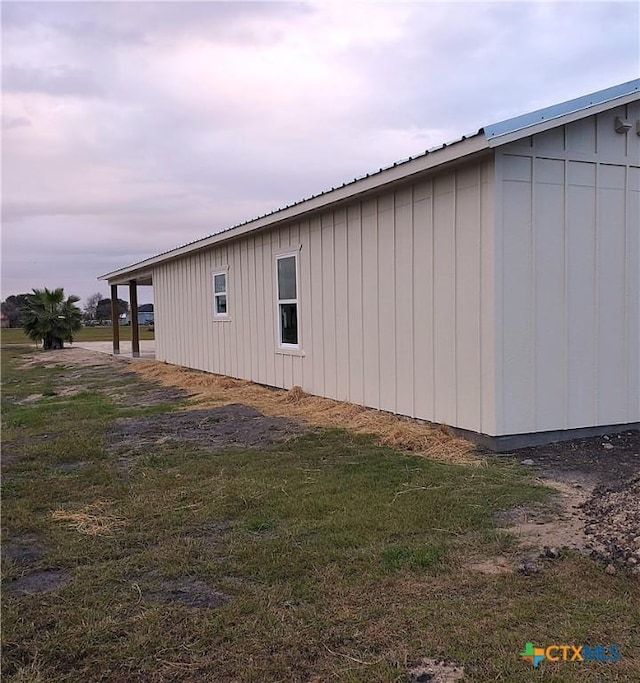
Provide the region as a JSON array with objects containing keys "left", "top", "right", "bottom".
[{"left": 484, "top": 79, "right": 640, "bottom": 139}]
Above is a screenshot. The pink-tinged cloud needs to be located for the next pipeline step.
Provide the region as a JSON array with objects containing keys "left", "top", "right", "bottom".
[{"left": 2, "top": 1, "right": 638, "bottom": 304}]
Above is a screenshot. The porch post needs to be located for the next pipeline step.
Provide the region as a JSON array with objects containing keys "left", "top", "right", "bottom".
[
  {"left": 110, "top": 284, "right": 120, "bottom": 355},
  {"left": 129, "top": 279, "right": 140, "bottom": 358}
]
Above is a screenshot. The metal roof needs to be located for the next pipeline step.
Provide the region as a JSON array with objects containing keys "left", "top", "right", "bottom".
[
  {"left": 101, "top": 79, "right": 640, "bottom": 283},
  {"left": 484, "top": 78, "right": 640, "bottom": 140}
]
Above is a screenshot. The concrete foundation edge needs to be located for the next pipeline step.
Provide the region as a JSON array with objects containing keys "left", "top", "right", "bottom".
[{"left": 452, "top": 422, "right": 640, "bottom": 453}]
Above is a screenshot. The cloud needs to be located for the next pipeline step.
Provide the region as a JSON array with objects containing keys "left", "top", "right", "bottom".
[
  {"left": 2, "top": 115, "right": 31, "bottom": 130},
  {"left": 3, "top": 64, "right": 104, "bottom": 97},
  {"left": 1, "top": 1, "right": 638, "bottom": 305}
]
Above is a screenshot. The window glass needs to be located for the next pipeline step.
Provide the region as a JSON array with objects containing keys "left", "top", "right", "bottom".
[
  {"left": 214, "top": 273, "right": 226, "bottom": 294},
  {"left": 279, "top": 303, "right": 298, "bottom": 345},
  {"left": 277, "top": 256, "right": 297, "bottom": 300},
  {"left": 215, "top": 295, "right": 227, "bottom": 315},
  {"left": 213, "top": 270, "right": 228, "bottom": 318}
]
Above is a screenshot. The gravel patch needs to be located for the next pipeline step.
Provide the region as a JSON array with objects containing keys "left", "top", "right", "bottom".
[
  {"left": 504, "top": 430, "right": 640, "bottom": 573},
  {"left": 582, "top": 475, "right": 640, "bottom": 574}
]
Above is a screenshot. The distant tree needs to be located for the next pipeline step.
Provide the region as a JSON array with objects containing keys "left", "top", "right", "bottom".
[
  {"left": 1, "top": 293, "right": 30, "bottom": 328},
  {"left": 21, "top": 287, "right": 83, "bottom": 350},
  {"left": 96, "top": 298, "right": 129, "bottom": 321},
  {"left": 84, "top": 292, "right": 103, "bottom": 321}
]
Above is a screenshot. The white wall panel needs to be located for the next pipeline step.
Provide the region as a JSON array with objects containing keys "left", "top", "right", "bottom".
[
  {"left": 378, "top": 194, "right": 396, "bottom": 413},
  {"left": 321, "top": 214, "right": 337, "bottom": 399},
  {"left": 309, "top": 216, "right": 325, "bottom": 396},
  {"left": 627, "top": 167, "right": 640, "bottom": 421},
  {"left": 346, "top": 204, "right": 364, "bottom": 406},
  {"left": 432, "top": 174, "right": 457, "bottom": 425},
  {"left": 479, "top": 162, "right": 496, "bottom": 434},
  {"left": 566, "top": 162, "right": 597, "bottom": 426},
  {"left": 361, "top": 198, "right": 380, "bottom": 409},
  {"left": 497, "top": 105, "right": 639, "bottom": 434},
  {"left": 455, "top": 166, "right": 482, "bottom": 432},
  {"left": 533, "top": 158, "right": 566, "bottom": 431},
  {"left": 596, "top": 166, "right": 627, "bottom": 424},
  {"left": 412, "top": 181, "right": 435, "bottom": 422},
  {"left": 394, "top": 187, "right": 415, "bottom": 418},
  {"left": 501, "top": 156, "right": 535, "bottom": 433},
  {"left": 334, "top": 210, "right": 350, "bottom": 402}
]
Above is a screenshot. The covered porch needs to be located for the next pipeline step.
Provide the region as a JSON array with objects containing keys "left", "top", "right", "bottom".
[{"left": 105, "top": 271, "right": 153, "bottom": 358}]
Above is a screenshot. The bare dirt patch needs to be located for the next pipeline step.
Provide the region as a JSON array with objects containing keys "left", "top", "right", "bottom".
[
  {"left": 495, "top": 480, "right": 590, "bottom": 553},
  {"left": 143, "top": 577, "right": 229, "bottom": 609},
  {"left": 55, "top": 461, "right": 88, "bottom": 473},
  {"left": 514, "top": 430, "right": 640, "bottom": 488},
  {"left": 407, "top": 658, "right": 464, "bottom": 682},
  {"left": 16, "top": 393, "right": 45, "bottom": 405},
  {"left": 105, "top": 384, "right": 189, "bottom": 407},
  {"left": 5, "top": 570, "right": 71, "bottom": 596},
  {"left": 17, "top": 347, "right": 114, "bottom": 369},
  {"left": 15, "top": 387, "right": 83, "bottom": 405},
  {"left": 494, "top": 431, "right": 640, "bottom": 573},
  {"left": 466, "top": 555, "right": 512, "bottom": 575},
  {"left": 2, "top": 535, "right": 46, "bottom": 567},
  {"left": 108, "top": 404, "right": 307, "bottom": 456}
]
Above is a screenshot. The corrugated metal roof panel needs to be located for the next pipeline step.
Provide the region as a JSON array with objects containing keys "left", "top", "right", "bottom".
[{"left": 484, "top": 79, "right": 640, "bottom": 140}]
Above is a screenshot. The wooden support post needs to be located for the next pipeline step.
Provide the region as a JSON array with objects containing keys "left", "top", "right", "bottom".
[
  {"left": 110, "top": 284, "right": 120, "bottom": 355},
  {"left": 129, "top": 280, "right": 140, "bottom": 358}
]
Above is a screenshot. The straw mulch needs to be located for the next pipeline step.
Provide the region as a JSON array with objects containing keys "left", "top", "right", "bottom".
[
  {"left": 51, "top": 500, "right": 124, "bottom": 536},
  {"left": 131, "top": 362, "right": 483, "bottom": 466}
]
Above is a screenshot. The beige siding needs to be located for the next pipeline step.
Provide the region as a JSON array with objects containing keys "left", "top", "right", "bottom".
[
  {"left": 496, "top": 102, "right": 640, "bottom": 434},
  {"left": 153, "top": 157, "right": 497, "bottom": 434}
]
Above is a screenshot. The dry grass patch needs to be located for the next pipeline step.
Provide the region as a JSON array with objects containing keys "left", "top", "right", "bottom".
[
  {"left": 133, "top": 362, "right": 480, "bottom": 465},
  {"left": 51, "top": 500, "right": 124, "bottom": 536}
]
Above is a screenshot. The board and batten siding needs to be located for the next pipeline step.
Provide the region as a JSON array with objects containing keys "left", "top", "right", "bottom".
[
  {"left": 153, "top": 157, "right": 497, "bottom": 435},
  {"left": 495, "top": 101, "right": 640, "bottom": 435}
]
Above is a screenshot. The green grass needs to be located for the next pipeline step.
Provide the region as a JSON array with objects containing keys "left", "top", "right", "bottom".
[
  {"left": 1, "top": 325, "right": 154, "bottom": 345},
  {"left": 2, "top": 346, "right": 639, "bottom": 682}
]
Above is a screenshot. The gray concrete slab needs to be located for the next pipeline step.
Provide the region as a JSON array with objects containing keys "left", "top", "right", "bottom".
[{"left": 72, "top": 340, "right": 155, "bottom": 360}]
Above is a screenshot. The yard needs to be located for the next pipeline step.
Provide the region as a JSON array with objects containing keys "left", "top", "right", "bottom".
[
  {"left": 1, "top": 345, "right": 638, "bottom": 682},
  {"left": 0, "top": 325, "right": 154, "bottom": 345}
]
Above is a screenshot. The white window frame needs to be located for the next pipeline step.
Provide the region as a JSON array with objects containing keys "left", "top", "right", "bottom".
[
  {"left": 212, "top": 268, "right": 229, "bottom": 320},
  {"left": 275, "top": 251, "right": 300, "bottom": 350}
]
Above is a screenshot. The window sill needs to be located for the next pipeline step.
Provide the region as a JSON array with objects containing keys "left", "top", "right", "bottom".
[
  {"left": 275, "top": 348, "right": 306, "bottom": 357},
  {"left": 213, "top": 317, "right": 232, "bottom": 322}
]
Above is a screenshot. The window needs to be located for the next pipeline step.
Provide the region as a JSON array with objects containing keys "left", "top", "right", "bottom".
[
  {"left": 213, "top": 271, "right": 228, "bottom": 318},
  {"left": 276, "top": 253, "right": 299, "bottom": 348}
]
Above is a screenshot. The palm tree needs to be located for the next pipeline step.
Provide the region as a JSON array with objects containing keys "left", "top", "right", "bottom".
[{"left": 21, "top": 288, "right": 83, "bottom": 350}]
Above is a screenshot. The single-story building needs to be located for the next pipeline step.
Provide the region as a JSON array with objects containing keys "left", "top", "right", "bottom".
[{"left": 101, "top": 80, "right": 640, "bottom": 450}]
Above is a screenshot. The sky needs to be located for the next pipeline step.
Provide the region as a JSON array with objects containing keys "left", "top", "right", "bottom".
[{"left": 2, "top": 0, "right": 639, "bottom": 307}]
